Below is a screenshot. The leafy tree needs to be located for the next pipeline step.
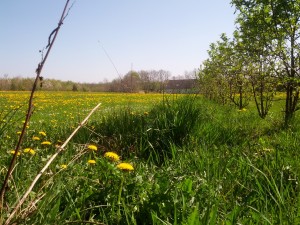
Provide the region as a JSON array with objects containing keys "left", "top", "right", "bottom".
[
  {"left": 232, "top": 0, "right": 300, "bottom": 124},
  {"left": 199, "top": 45, "right": 229, "bottom": 104},
  {"left": 235, "top": 27, "right": 277, "bottom": 118},
  {"left": 72, "top": 84, "right": 78, "bottom": 92},
  {"left": 199, "top": 33, "right": 251, "bottom": 109},
  {"left": 122, "top": 71, "right": 141, "bottom": 93}
]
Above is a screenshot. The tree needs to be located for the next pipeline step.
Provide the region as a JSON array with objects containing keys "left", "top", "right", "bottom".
[
  {"left": 234, "top": 29, "right": 277, "bottom": 118},
  {"left": 199, "top": 33, "right": 251, "bottom": 108},
  {"left": 199, "top": 43, "right": 230, "bottom": 104},
  {"left": 232, "top": 0, "right": 300, "bottom": 124},
  {"left": 139, "top": 70, "right": 153, "bottom": 93},
  {"left": 157, "top": 70, "right": 170, "bottom": 93},
  {"left": 122, "top": 71, "right": 141, "bottom": 93},
  {"left": 72, "top": 84, "right": 78, "bottom": 91},
  {"left": 109, "top": 78, "right": 123, "bottom": 92}
]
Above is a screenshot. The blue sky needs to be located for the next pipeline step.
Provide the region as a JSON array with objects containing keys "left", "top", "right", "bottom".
[{"left": 0, "top": 1, "right": 236, "bottom": 83}]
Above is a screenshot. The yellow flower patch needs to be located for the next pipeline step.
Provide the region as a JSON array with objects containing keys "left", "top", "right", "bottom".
[
  {"left": 60, "top": 164, "right": 67, "bottom": 169},
  {"left": 117, "top": 163, "right": 134, "bottom": 171},
  {"left": 88, "top": 159, "right": 96, "bottom": 165},
  {"left": 41, "top": 141, "right": 51, "bottom": 145},
  {"left": 104, "top": 152, "right": 120, "bottom": 161},
  {"left": 39, "top": 131, "right": 46, "bottom": 136},
  {"left": 10, "top": 150, "right": 21, "bottom": 156},
  {"left": 32, "top": 136, "right": 40, "bottom": 141},
  {"left": 87, "top": 145, "right": 98, "bottom": 151}
]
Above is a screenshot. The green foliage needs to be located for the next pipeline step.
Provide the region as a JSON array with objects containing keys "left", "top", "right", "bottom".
[
  {"left": 92, "top": 95, "right": 201, "bottom": 164},
  {"left": 1, "top": 92, "right": 300, "bottom": 224},
  {"left": 231, "top": 0, "right": 300, "bottom": 124}
]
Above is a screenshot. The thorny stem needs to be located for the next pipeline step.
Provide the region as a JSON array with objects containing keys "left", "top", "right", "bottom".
[{"left": 0, "top": 0, "right": 72, "bottom": 209}]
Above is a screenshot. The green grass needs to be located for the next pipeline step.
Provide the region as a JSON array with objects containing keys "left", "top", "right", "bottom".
[{"left": 1, "top": 92, "right": 300, "bottom": 224}]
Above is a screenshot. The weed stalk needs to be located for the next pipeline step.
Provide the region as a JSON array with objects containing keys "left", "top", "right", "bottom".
[
  {"left": 0, "top": 0, "right": 72, "bottom": 209},
  {"left": 5, "top": 103, "right": 101, "bottom": 225}
]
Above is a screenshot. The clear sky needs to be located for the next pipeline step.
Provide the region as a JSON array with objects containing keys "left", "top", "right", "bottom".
[{"left": 0, "top": 1, "right": 237, "bottom": 83}]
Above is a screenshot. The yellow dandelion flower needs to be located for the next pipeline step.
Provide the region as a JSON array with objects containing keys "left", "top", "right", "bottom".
[
  {"left": 104, "top": 152, "right": 120, "bottom": 161},
  {"left": 60, "top": 164, "right": 67, "bottom": 169},
  {"left": 87, "top": 145, "right": 98, "bottom": 151},
  {"left": 88, "top": 159, "right": 96, "bottom": 165},
  {"left": 117, "top": 163, "right": 134, "bottom": 171},
  {"left": 30, "top": 149, "right": 36, "bottom": 155},
  {"left": 39, "top": 131, "right": 46, "bottom": 136},
  {"left": 24, "top": 148, "right": 31, "bottom": 153},
  {"left": 10, "top": 150, "right": 21, "bottom": 156},
  {"left": 32, "top": 136, "right": 40, "bottom": 141},
  {"left": 41, "top": 141, "right": 51, "bottom": 145},
  {"left": 16, "top": 131, "right": 22, "bottom": 135}
]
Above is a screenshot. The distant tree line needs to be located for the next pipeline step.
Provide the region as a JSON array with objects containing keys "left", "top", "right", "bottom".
[
  {"left": 0, "top": 75, "right": 106, "bottom": 92},
  {"left": 0, "top": 69, "right": 196, "bottom": 93}
]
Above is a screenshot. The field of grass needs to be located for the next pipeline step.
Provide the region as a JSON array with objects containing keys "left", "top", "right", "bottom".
[{"left": 1, "top": 91, "right": 300, "bottom": 224}]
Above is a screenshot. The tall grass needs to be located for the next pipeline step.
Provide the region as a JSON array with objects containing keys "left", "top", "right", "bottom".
[
  {"left": 91, "top": 95, "right": 201, "bottom": 164},
  {"left": 2, "top": 94, "right": 300, "bottom": 224}
]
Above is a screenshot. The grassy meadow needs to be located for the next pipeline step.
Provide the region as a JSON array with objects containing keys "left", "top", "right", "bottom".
[{"left": 1, "top": 91, "right": 300, "bottom": 224}]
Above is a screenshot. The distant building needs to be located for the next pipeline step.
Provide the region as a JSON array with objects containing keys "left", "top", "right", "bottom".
[{"left": 165, "top": 79, "right": 199, "bottom": 93}]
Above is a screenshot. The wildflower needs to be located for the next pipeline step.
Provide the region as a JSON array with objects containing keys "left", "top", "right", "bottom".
[
  {"left": 117, "top": 163, "right": 134, "bottom": 171},
  {"left": 87, "top": 145, "right": 98, "bottom": 151},
  {"left": 10, "top": 150, "right": 21, "bottom": 156},
  {"left": 88, "top": 159, "right": 96, "bottom": 165},
  {"left": 144, "top": 111, "right": 149, "bottom": 116},
  {"left": 32, "top": 136, "right": 40, "bottom": 141},
  {"left": 104, "top": 152, "right": 120, "bottom": 161},
  {"left": 29, "top": 149, "right": 36, "bottom": 155},
  {"left": 41, "top": 141, "right": 51, "bottom": 145},
  {"left": 24, "top": 148, "right": 31, "bottom": 153},
  {"left": 39, "top": 131, "right": 46, "bottom": 136},
  {"left": 60, "top": 164, "right": 67, "bottom": 169},
  {"left": 238, "top": 108, "right": 247, "bottom": 112},
  {"left": 16, "top": 131, "right": 22, "bottom": 135}
]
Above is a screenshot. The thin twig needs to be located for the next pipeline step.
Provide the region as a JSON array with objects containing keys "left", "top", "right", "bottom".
[
  {"left": 0, "top": 0, "right": 72, "bottom": 207},
  {"left": 4, "top": 103, "right": 101, "bottom": 225}
]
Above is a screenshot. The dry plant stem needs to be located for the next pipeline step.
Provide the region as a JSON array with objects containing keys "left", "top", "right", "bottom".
[
  {"left": 0, "top": 0, "right": 71, "bottom": 207},
  {"left": 64, "top": 221, "right": 106, "bottom": 225},
  {"left": 5, "top": 103, "right": 101, "bottom": 225}
]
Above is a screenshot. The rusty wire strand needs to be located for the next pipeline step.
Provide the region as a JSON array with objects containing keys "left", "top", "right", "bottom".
[{"left": 0, "top": 0, "right": 73, "bottom": 209}]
